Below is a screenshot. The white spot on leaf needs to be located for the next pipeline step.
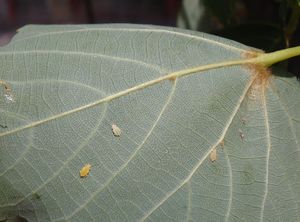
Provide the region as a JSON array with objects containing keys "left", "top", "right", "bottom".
[{"left": 4, "top": 93, "right": 14, "bottom": 103}]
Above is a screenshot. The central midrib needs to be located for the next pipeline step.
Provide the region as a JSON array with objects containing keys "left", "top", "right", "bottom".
[{"left": 0, "top": 55, "right": 260, "bottom": 138}]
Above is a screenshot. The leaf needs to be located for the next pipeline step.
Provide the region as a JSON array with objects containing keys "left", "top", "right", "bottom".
[{"left": 0, "top": 24, "right": 299, "bottom": 222}]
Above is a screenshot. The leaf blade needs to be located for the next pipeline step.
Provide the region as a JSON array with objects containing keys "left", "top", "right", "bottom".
[{"left": 0, "top": 24, "right": 299, "bottom": 222}]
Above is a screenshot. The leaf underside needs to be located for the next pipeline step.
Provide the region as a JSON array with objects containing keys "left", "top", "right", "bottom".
[{"left": 0, "top": 24, "right": 299, "bottom": 222}]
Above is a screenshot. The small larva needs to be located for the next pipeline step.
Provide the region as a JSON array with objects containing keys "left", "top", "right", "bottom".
[
  {"left": 210, "top": 148, "right": 217, "bottom": 162},
  {"left": 112, "top": 124, "right": 122, "bottom": 137},
  {"left": 80, "top": 164, "right": 92, "bottom": 178}
]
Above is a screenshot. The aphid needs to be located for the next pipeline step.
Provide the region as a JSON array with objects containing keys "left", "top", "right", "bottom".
[
  {"left": 80, "top": 164, "right": 92, "bottom": 178},
  {"left": 239, "top": 129, "right": 245, "bottom": 141},
  {"left": 210, "top": 148, "right": 217, "bottom": 162},
  {"left": 112, "top": 124, "right": 122, "bottom": 137},
  {"left": 31, "top": 193, "right": 41, "bottom": 200}
]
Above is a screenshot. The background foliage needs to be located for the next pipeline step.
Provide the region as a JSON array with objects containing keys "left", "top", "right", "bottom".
[{"left": 177, "top": 0, "right": 300, "bottom": 77}]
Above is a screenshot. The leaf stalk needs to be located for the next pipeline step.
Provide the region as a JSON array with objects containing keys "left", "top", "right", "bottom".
[{"left": 250, "top": 46, "right": 300, "bottom": 67}]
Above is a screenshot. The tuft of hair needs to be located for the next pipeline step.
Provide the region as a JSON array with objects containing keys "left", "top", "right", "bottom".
[
  {"left": 247, "top": 63, "right": 272, "bottom": 88},
  {"left": 243, "top": 50, "right": 272, "bottom": 102},
  {"left": 244, "top": 49, "right": 272, "bottom": 87}
]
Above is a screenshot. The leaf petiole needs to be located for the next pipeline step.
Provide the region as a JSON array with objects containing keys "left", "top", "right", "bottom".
[{"left": 250, "top": 46, "right": 300, "bottom": 67}]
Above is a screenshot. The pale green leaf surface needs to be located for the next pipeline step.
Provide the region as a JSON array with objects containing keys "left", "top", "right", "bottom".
[{"left": 0, "top": 24, "right": 299, "bottom": 222}]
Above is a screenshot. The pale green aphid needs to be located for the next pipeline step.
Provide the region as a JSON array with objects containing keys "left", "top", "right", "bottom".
[{"left": 112, "top": 124, "right": 122, "bottom": 137}]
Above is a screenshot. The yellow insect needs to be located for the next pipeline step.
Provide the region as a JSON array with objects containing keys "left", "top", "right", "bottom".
[
  {"left": 210, "top": 148, "right": 217, "bottom": 162},
  {"left": 80, "top": 164, "right": 92, "bottom": 178}
]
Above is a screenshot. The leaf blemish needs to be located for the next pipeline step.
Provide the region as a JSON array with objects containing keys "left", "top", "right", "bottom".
[
  {"left": 167, "top": 76, "right": 177, "bottom": 83},
  {"left": 248, "top": 88, "right": 257, "bottom": 101},
  {"left": 210, "top": 148, "right": 217, "bottom": 162},
  {"left": 251, "top": 64, "right": 271, "bottom": 88},
  {"left": 239, "top": 129, "right": 245, "bottom": 141},
  {"left": 241, "top": 118, "right": 246, "bottom": 125},
  {"left": 0, "top": 124, "right": 7, "bottom": 129},
  {"left": 31, "top": 193, "right": 41, "bottom": 200},
  {"left": 0, "top": 80, "right": 15, "bottom": 103},
  {"left": 112, "top": 124, "right": 122, "bottom": 137},
  {"left": 220, "top": 139, "right": 225, "bottom": 149},
  {"left": 80, "top": 164, "right": 92, "bottom": 178}
]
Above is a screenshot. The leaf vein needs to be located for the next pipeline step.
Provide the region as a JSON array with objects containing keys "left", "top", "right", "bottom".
[
  {"left": 0, "top": 58, "right": 254, "bottom": 138},
  {"left": 11, "top": 27, "right": 251, "bottom": 53},
  {"left": 224, "top": 150, "right": 233, "bottom": 222},
  {"left": 139, "top": 76, "right": 256, "bottom": 222},
  {"left": 0, "top": 101, "right": 108, "bottom": 208},
  {"left": 259, "top": 88, "right": 271, "bottom": 222},
  {"left": 53, "top": 79, "right": 178, "bottom": 222},
  {"left": 270, "top": 84, "right": 300, "bottom": 152},
  {"left": 0, "top": 50, "right": 164, "bottom": 73}
]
